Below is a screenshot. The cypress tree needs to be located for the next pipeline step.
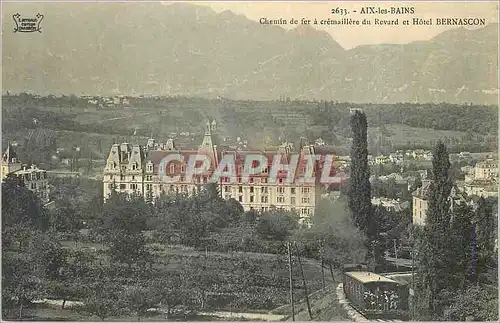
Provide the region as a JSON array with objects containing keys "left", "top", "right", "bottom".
[
  {"left": 415, "top": 141, "right": 474, "bottom": 319},
  {"left": 348, "top": 110, "right": 375, "bottom": 240},
  {"left": 474, "top": 197, "right": 497, "bottom": 283}
]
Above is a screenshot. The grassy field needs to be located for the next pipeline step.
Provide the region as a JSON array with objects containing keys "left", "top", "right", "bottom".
[
  {"left": 368, "top": 124, "right": 469, "bottom": 147},
  {"left": 52, "top": 239, "right": 330, "bottom": 321}
]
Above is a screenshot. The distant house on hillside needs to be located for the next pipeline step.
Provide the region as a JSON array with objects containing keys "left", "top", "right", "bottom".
[
  {"left": 375, "top": 155, "right": 391, "bottom": 165},
  {"left": 412, "top": 180, "right": 465, "bottom": 226}
]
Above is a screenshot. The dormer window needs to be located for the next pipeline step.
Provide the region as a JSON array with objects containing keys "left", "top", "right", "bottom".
[
  {"left": 147, "top": 164, "right": 153, "bottom": 172},
  {"left": 132, "top": 163, "right": 138, "bottom": 171},
  {"left": 12, "top": 158, "right": 17, "bottom": 163},
  {"left": 170, "top": 164, "right": 175, "bottom": 174}
]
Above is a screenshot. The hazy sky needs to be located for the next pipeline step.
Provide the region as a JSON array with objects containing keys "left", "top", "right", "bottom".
[{"left": 165, "top": 1, "right": 499, "bottom": 49}]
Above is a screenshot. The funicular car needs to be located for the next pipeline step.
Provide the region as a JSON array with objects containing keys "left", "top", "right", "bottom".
[{"left": 343, "top": 271, "right": 409, "bottom": 319}]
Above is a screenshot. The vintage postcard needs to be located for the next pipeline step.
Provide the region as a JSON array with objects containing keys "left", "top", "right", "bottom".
[{"left": 1, "top": 1, "right": 498, "bottom": 322}]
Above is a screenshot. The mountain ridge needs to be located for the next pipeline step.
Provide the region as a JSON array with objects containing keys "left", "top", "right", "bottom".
[{"left": 2, "top": 3, "right": 498, "bottom": 104}]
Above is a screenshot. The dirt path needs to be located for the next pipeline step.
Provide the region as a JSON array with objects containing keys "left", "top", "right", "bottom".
[{"left": 199, "top": 311, "right": 286, "bottom": 321}]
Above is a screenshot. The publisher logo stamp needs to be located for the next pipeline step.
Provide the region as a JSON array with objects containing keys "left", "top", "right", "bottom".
[{"left": 13, "top": 13, "right": 44, "bottom": 33}]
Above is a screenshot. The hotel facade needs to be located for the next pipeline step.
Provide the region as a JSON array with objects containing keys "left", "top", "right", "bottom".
[{"left": 103, "top": 120, "right": 340, "bottom": 223}]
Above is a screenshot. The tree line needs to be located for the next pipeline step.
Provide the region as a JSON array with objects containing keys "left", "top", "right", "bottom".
[{"left": 347, "top": 109, "right": 498, "bottom": 320}]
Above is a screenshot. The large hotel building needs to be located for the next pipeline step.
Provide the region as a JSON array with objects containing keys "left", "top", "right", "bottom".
[{"left": 103, "top": 120, "right": 341, "bottom": 223}]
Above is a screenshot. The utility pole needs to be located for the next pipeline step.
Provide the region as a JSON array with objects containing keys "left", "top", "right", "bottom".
[
  {"left": 287, "top": 242, "right": 295, "bottom": 321},
  {"left": 393, "top": 239, "right": 399, "bottom": 272},
  {"left": 319, "top": 239, "right": 325, "bottom": 288},
  {"left": 410, "top": 229, "right": 416, "bottom": 321},
  {"left": 296, "top": 243, "right": 313, "bottom": 320},
  {"left": 329, "top": 264, "right": 336, "bottom": 284},
  {"left": 411, "top": 249, "right": 415, "bottom": 320}
]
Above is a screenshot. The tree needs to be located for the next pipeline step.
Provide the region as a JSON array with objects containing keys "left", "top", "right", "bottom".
[
  {"left": 100, "top": 192, "right": 150, "bottom": 269},
  {"left": 107, "top": 230, "right": 150, "bottom": 269},
  {"left": 348, "top": 110, "right": 373, "bottom": 238},
  {"left": 151, "top": 274, "right": 186, "bottom": 316},
  {"left": 474, "top": 197, "right": 497, "bottom": 283},
  {"left": 295, "top": 197, "right": 368, "bottom": 271},
  {"left": 256, "top": 208, "right": 299, "bottom": 242},
  {"left": 444, "top": 285, "right": 498, "bottom": 321},
  {"left": 83, "top": 281, "right": 122, "bottom": 320},
  {"left": 415, "top": 141, "right": 474, "bottom": 319},
  {"left": 2, "top": 174, "right": 48, "bottom": 248},
  {"left": 121, "top": 284, "right": 157, "bottom": 321},
  {"left": 2, "top": 175, "right": 57, "bottom": 319},
  {"left": 48, "top": 199, "right": 83, "bottom": 234},
  {"left": 2, "top": 249, "right": 45, "bottom": 319},
  {"left": 181, "top": 257, "right": 220, "bottom": 311}
]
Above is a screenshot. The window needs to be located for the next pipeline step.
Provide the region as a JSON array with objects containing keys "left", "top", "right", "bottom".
[
  {"left": 30, "top": 183, "right": 36, "bottom": 190},
  {"left": 302, "top": 197, "right": 310, "bottom": 204},
  {"left": 181, "top": 164, "right": 185, "bottom": 172},
  {"left": 131, "top": 183, "right": 138, "bottom": 190},
  {"left": 301, "top": 187, "right": 310, "bottom": 194},
  {"left": 170, "top": 164, "right": 175, "bottom": 174},
  {"left": 278, "top": 178, "right": 283, "bottom": 184},
  {"left": 238, "top": 186, "right": 243, "bottom": 193},
  {"left": 262, "top": 177, "right": 268, "bottom": 183},
  {"left": 238, "top": 177, "right": 242, "bottom": 183},
  {"left": 132, "top": 163, "right": 138, "bottom": 170},
  {"left": 147, "top": 164, "right": 153, "bottom": 172},
  {"left": 261, "top": 196, "right": 268, "bottom": 203},
  {"left": 250, "top": 187, "right": 254, "bottom": 193},
  {"left": 238, "top": 196, "right": 243, "bottom": 202},
  {"left": 277, "top": 187, "right": 285, "bottom": 194},
  {"left": 261, "top": 187, "right": 268, "bottom": 193},
  {"left": 203, "top": 176, "right": 207, "bottom": 183},
  {"left": 291, "top": 197, "right": 296, "bottom": 205},
  {"left": 132, "top": 175, "right": 135, "bottom": 180},
  {"left": 145, "top": 175, "right": 152, "bottom": 181},
  {"left": 250, "top": 177, "right": 254, "bottom": 183},
  {"left": 120, "top": 184, "right": 126, "bottom": 189},
  {"left": 224, "top": 186, "right": 230, "bottom": 192},
  {"left": 277, "top": 196, "right": 285, "bottom": 203},
  {"left": 291, "top": 188, "right": 296, "bottom": 195},
  {"left": 146, "top": 184, "right": 152, "bottom": 191},
  {"left": 250, "top": 196, "right": 254, "bottom": 203},
  {"left": 120, "top": 175, "right": 125, "bottom": 181}
]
